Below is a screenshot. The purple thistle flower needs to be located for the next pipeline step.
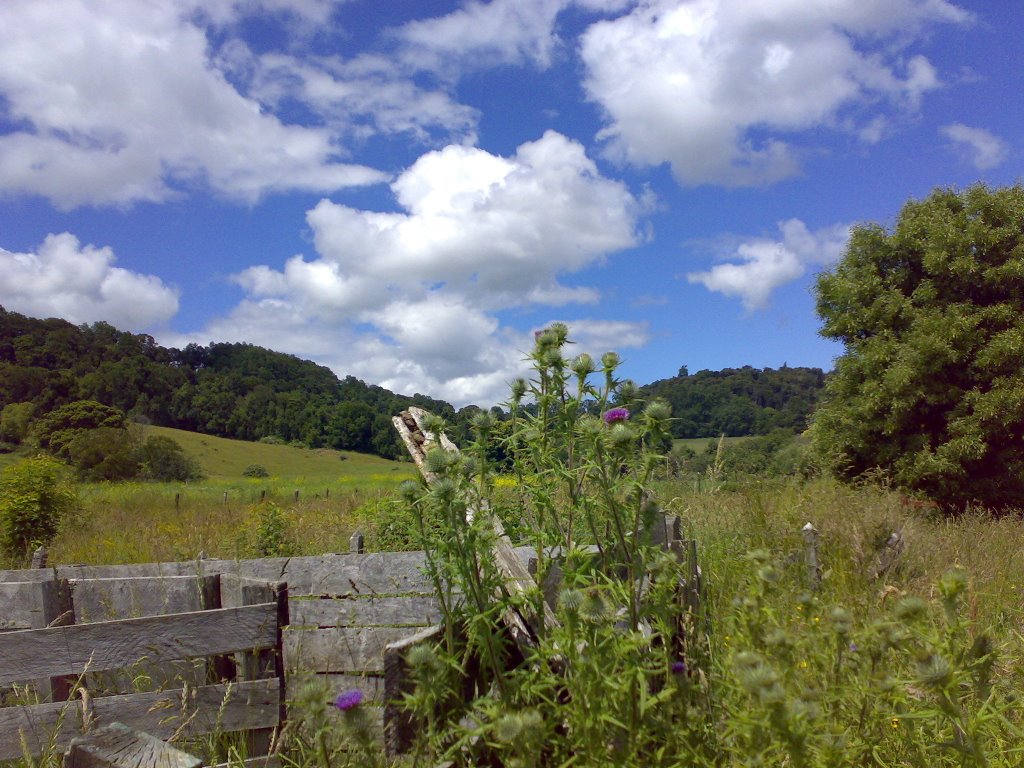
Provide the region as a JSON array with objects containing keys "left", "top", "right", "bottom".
[
  {"left": 671, "top": 660, "right": 687, "bottom": 675},
  {"left": 603, "top": 407, "right": 630, "bottom": 424},
  {"left": 849, "top": 643, "right": 859, "bottom": 653},
  {"left": 334, "top": 689, "right": 363, "bottom": 711}
]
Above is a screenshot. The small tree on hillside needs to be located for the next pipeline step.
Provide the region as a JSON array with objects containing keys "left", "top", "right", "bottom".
[{"left": 812, "top": 184, "right": 1024, "bottom": 509}]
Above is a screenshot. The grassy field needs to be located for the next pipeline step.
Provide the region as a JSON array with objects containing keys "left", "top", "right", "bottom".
[{"left": 34, "top": 426, "right": 417, "bottom": 566}]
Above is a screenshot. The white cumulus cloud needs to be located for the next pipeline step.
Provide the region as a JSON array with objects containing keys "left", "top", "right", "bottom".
[
  {"left": 580, "top": 0, "right": 970, "bottom": 186},
  {"left": 183, "top": 131, "right": 642, "bottom": 405},
  {"left": 688, "top": 219, "right": 850, "bottom": 310},
  {"left": 940, "top": 123, "right": 1009, "bottom": 170},
  {"left": 0, "top": 233, "right": 179, "bottom": 330},
  {"left": 0, "top": 0, "right": 426, "bottom": 208}
]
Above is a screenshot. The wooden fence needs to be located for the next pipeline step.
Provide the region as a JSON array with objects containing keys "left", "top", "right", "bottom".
[{"left": 0, "top": 545, "right": 560, "bottom": 761}]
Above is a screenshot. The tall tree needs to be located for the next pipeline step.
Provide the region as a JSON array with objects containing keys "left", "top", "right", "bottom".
[{"left": 812, "top": 184, "right": 1024, "bottom": 509}]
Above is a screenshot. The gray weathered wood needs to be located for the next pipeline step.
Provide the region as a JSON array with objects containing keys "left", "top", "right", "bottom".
[
  {"left": 0, "top": 678, "right": 280, "bottom": 760},
  {"left": 63, "top": 722, "right": 202, "bottom": 768},
  {"left": 308, "top": 552, "right": 434, "bottom": 596},
  {"left": 0, "top": 578, "right": 67, "bottom": 631},
  {"left": 218, "top": 575, "right": 288, "bottom": 757},
  {"left": 349, "top": 531, "right": 365, "bottom": 554},
  {"left": 0, "top": 603, "right": 278, "bottom": 684},
  {"left": 290, "top": 595, "right": 444, "bottom": 628},
  {"left": 383, "top": 624, "right": 444, "bottom": 757},
  {"left": 284, "top": 626, "right": 420, "bottom": 674},
  {"left": 802, "top": 522, "right": 822, "bottom": 590},
  {"left": 32, "top": 546, "right": 48, "bottom": 569},
  {"left": 70, "top": 575, "right": 219, "bottom": 623},
  {"left": 0, "top": 576, "right": 74, "bottom": 701}
]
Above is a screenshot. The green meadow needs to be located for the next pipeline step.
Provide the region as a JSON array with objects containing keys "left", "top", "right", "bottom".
[{"left": 43, "top": 425, "right": 416, "bottom": 566}]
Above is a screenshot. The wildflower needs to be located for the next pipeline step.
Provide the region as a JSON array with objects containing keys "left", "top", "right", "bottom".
[
  {"left": 849, "top": 642, "right": 859, "bottom": 653},
  {"left": 334, "top": 689, "right": 363, "bottom": 711},
  {"left": 798, "top": 660, "right": 809, "bottom": 670},
  {"left": 603, "top": 407, "right": 630, "bottom": 424},
  {"left": 671, "top": 660, "right": 687, "bottom": 675},
  {"left": 890, "top": 716, "right": 900, "bottom": 729}
]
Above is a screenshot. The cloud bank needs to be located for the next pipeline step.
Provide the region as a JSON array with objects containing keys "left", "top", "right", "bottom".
[
  {"left": 180, "top": 131, "right": 645, "bottom": 405},
  {"left": 580, "top": 0, "right": 969, "bottom": 186},
  {"left": 0, "top": 234, "right": 179, "bottom": 329}
]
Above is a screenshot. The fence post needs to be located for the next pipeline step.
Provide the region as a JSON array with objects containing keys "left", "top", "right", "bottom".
[
  {"left": 219, "top": 574, "right": 289, "bottom": 756},
  {"left": 174, "top": 492, "right": 180, "bottom": 509},
  {"left": 802, "top": 522, "right": 822, "bottom": 590},
  {"left": 349, "top": 531, "right": 365, "bottom": 554},
  {"left": 293, "top": 490, "right": 300, "bottom": 503}
]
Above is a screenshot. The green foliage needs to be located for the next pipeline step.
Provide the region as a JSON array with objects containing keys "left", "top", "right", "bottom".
[
  {"left": 138, "top": 435, "right": 203, "bottom": 482},
  {"left": 0, "top": 401, "right": 34, "bottom": 444},
  {"left": 243, "top": 463, "right": 270, "bottom": 478},
  {"left": 250, "top": 502, "right": 296, "bottom": 557},
  {"left": 813, "top": 184, "right": 1024, "bottom": 509},
  {"left": 643, "top": 365, "right": 825, "bottom": 438},
  {"left": 32, "top": 399, "right": 126, "bottom": 457},
  {"left": 67, "top": 426, "right": 141, "bottom": 481},
  {"left": 0, "top": 306, "right": 455, "bottom": 460},
  {"left": 0, "top": 455, "right": 76, "bottom": 564}
]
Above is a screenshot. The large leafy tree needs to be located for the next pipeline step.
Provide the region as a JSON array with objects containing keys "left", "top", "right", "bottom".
[{"left": 812, "top": 184, "right": 1024, "bottom": 509}]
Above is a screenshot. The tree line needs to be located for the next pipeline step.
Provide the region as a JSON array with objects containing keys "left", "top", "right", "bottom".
[{"left": 1, "top": 307, "right": 825, "bottom": 462}]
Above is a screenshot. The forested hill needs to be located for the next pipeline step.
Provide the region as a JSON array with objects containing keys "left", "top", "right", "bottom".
[
  {"left": 1, "top": 307, "right": 827, "bottom": 457},
  {"left": 641, "top": 365, "right": 826, "bottom": 438},
  {"left": 0, "top": 306, "right": 454, "bottom": 458}
]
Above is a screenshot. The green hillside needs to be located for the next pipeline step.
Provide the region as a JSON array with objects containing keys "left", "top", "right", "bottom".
[{"left": 144, "top": 424, "right": 413, "bottom": 483}]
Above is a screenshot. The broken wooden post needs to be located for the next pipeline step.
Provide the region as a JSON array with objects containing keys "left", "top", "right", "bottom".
[
  {"left": 383, "top": 624, "right": 445, "bottom": 757},
  {"left": 31, "top": 546, "right": 48, "bottom": 569},
  {"left": 350, "top": 531, "right": 365, "bottom": 554},
  {"left": 802, "top": 522, "right": 822, "bottom": 590},
  {"left": 63, "top": 722, "right": 201, "bottom": 768},
  {"left": 393, "top": 407, "right": 559, "bottom": 646}
]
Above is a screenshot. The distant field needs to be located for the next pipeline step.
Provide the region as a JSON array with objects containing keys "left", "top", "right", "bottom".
[
  {"left": 144, "top": 425, "right": 413, "bottom": 485},
  {"left": 672, "top": 435, "right": 751, "bottom": 453}
]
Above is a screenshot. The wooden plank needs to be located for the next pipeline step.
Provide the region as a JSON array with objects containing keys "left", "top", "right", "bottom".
[
  {"left": 0, "top": 679, "right": 280, "bottom": 761},
  {"left": 63, "top": 722, "right": 202, "bottom": 768},
  {"left": 70, "top": 575, "right": 219, "bottom": 623},
  {"left": 209, "top": 756, "right": 283, "bottom": 768},
  {"left": 0, "top": 603, "right": 278, "bottom": 684},
  {"left": 308, "top": 552, "right": 435, "bottom": 596},
  {"left": 290, "top": 595, "right": 444, "bottom": 628},
  {"left": 0, "top": 579, "right": 66, "bottom": 631},
  {"left": 284, "top": 627, "right": 418, "bottom": 674}
]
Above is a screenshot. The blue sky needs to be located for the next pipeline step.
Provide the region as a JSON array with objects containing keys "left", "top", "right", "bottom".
[{"left": 1, "top": 0, "right": 1020, "bottom": 407}]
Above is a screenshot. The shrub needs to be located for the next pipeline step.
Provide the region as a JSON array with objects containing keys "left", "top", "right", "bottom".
[
  {"left": 251, "top": 503, "right": 295, "bottom": 558},
  {"left": 243, "top": 464, "right": 270, "bottom": 478},
  {"left": 0, "top": 455, "right": 76, "bottom": 564},
  {"left": 139, "top": 435, "right": 204, "bottom": 482}
]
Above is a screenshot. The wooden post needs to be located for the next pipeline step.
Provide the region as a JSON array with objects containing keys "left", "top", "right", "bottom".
[
  {"left": 384, "top": 625, "right": 444, "bottom": 757},
  {"left": 260, "top": 489, "right": 266, "bottom": 502},
  {"left": 174, "top": 493, "right": 180, "bottom": 509},
  {"left": 349, "top": 531, "right": 365, "bottom": 554},
  {"left": 222, "top": 491, "right": 228, "bottom": 505},
  {"left": 219, "top": 575, "right": 289, "bottom": 756},
  {"left": 325, "top": 488, "right": 329, "bottom": 499},
  {"left": 63, "top": 722, "right": 202, "bottom": 768},
  {"left": 31, "top": 546, "right": 48, "bottom": 569},
  {"left": 393, "top": 407, "right": 559, "bottom": 649},
  {"left": 293, "top": 490, "right": 300, "bottom": 503},
  {"left": 802, "top": 522, "right": 822, "bottom": 590}
]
